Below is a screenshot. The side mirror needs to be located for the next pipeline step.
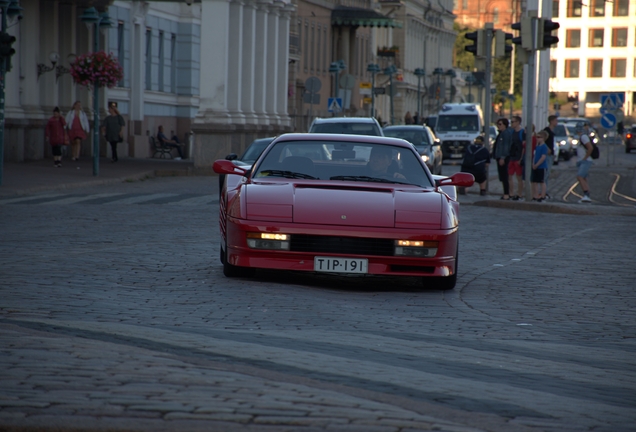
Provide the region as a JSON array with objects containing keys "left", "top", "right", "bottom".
[
  {"left": 435, "top": 172, "right": 475, "bottom": 188},
  {"left": 213, "top": 159, "right": 248, "bottom": 176}
]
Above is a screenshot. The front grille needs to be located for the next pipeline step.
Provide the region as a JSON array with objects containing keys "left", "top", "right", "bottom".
[{"left": 290, "top": 235, "right": 394, "bottom": 257}]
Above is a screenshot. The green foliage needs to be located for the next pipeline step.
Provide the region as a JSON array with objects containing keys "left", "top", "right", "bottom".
[{"left": 453, "top": 23, "right": 474, "bottom": 72}]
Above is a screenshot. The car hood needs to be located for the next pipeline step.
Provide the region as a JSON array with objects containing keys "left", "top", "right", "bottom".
[{"left": 244, "top": 182, "right": 442, "bottom": 229}]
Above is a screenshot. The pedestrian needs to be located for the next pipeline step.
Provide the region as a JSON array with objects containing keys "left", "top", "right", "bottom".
[
  {"left": 157, "top": 125, "right": 184, "bottom": 160},
  {"left": 531, "top": 130, "right": 549, "bottom": 202},
  {"left": 413, "top": 112, "right": 420, "bottom": 125},
  {"left": 65, "top": 101, "right": 90, "bottom": 161},
  {"left": 508, "top": 115, "right": 525, "bottom": 200},
  {"left": 492, "top": 117, "right": 512, "bottom": 200},
  {"left": 45, "top": 107, "right": 68, "bottom": 168},
  {"left": 461, "top": 135, "right": 490, "bottom": 196},
  {"left": 102, "top": 103, "right": 125, "bottom": 163},
  {"left": 542, "top": 115, "right": 558, "bottom": 199},
  {"left": 575, "top": 122, "right": 594, "bottom": 203},
  {"left": 404, "top": 111, "right": 413, "bottom": 125}
]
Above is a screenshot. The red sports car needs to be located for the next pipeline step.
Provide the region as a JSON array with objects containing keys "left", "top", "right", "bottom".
[{"left": 213, "top": 133, "right": 474, "bottom": 290}]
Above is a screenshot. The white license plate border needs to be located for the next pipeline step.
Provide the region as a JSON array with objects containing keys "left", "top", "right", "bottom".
[{"left": 313, "top": 256, "right": 368, "bottom": 274}]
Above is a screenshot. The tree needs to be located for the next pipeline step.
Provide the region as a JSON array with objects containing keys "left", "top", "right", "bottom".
[{"left": 453, "top": 23, "right": 475, "bottom": 72}]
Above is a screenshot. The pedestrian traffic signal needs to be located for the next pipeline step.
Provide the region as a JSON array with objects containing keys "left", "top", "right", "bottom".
[
  {"left": 464, "top": 30, "right": 485, "bottom": 57},
  {"left": 0, "top": 31, "right": 17, "bottom": 70},
  {"left": 538, "top": 18, "right": 560, "bottom": 49},
  {"left": 494, "top": 30, "right": 513, "bottom": 57},
  {"left": 511, "top": 17, "right": 533, "bottom": 50}
]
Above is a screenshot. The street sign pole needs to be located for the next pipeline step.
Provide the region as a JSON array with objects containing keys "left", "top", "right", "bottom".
[{"left": 483, "top": 23, "right": 493, "bottom": 147}]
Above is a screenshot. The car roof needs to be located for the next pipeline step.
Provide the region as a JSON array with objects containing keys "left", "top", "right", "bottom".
[
  {"left": 311, "top": 117, "right": 379, "bottom": 124},
  {"left": 273, "top": 133, "right": 414, "bottom": 149},
  {"left": 383, "top": 125, "right": 427, "bottom": 130}
]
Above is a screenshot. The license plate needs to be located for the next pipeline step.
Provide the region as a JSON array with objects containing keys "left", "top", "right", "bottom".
[
  {"left": 314, "top": 257, "right": 368, "bottom": 274},
  {"left": 451, "top": 154, "right": 463, "bottom": 158}
]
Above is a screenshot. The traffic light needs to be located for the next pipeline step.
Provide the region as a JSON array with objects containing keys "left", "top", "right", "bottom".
[
  {"left": 464, "top": 30, "right": 485, "bottom": 57},
  {"left": 0, "top": 32, "right": 17, "bottom": 71},
  {"left": 494, "top": 30, "right": 513, "bottom": 57},
  {"left": 538, "top": 18, "right": 560, "bottom": 49},
  {"left": 511, "top": 17, "right": 533, "bottom": 50}
]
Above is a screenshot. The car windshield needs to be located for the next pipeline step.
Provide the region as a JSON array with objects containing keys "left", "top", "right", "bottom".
[
  {"left": 436, "top": 115, "right": 479, "bottom": 132},
  {"left": 383, "top": 129, "right": 431, "bottom": 146},
  {"left": 240, "top": 138, "right": 274, "bottom": 163},
  {"left": 553, "top": 125, "right": 567, "bottom": 136},
  {"left": 253, "top": 140, "right": 433, "bottom": 187},
  {"left": 310, "top": 122, "right": 381, "bottom": 136}
]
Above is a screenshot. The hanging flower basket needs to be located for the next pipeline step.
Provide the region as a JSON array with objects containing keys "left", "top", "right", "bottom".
[{"left": 70, "top": 51, "right": 123, "bottom": 89}]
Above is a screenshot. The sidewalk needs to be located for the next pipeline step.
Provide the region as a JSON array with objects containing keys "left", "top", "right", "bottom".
[{"left": 0, "top": 157, "right": 196, "bottom": 197}]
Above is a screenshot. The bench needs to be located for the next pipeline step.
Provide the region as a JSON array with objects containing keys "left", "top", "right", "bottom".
[{"left": 150, "top": 136, "right": 173, "bottom": 159}]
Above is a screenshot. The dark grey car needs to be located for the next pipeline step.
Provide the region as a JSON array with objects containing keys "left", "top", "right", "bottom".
[{"left": 383, "top": 125, "right": 443, "bottom": 175}]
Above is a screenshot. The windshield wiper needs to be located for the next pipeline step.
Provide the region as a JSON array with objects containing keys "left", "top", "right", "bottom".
[
  {"left": 330, "top": 175, "right": 414, "bottom": 185},
  {"left": 259, "top": 170, "right": 317, "bottom": 179}
]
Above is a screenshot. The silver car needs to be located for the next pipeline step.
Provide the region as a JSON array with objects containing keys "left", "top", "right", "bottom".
[
  {"left": 308, "top": 117, "right": 384, "bottom": 136},
  {"left": 553, "top": 123, "right": 576, "bottom": 161}
]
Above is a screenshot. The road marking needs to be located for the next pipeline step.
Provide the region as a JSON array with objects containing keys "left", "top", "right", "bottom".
[
  {"left": 0, "top": 193, "right": 67, "bottom": 205},
  {"left": 105, "top": 193, "right": 180, "bottom": 205},
  {"left": 39, "top": 193, "right": 126, "bottom": 205},
  {"left": 166, "top": 195, "right": 217, "bottom": 206}
]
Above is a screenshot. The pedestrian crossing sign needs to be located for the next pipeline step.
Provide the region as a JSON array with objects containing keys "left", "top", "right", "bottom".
[{"left": 328, "top": 98, "right": 342, "bottom": 113}]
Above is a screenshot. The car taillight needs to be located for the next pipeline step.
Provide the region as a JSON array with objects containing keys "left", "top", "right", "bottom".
[{"left": 627, "top": 133, "right": 633, "bottom": 139}]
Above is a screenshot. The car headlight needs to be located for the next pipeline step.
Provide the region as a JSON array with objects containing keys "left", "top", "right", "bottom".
[
  {"left": 394, "top": 240, "right": 438, "bottom": 257},
  {"left": 246, "top": 232, "right": 290, "bottom": 250},
  {"left": 421, "top": 154, "right": 430, "bottom": 163},
  {"left": 571, "top": 139, "right": 578, "bottom": 145},
  {"left": 559, "top": 140, "right": 567, "bottom": 146}
]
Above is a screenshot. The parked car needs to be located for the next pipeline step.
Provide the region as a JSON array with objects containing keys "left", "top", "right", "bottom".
[
  {"left": 308, "top": 117, "right": 384, "bottom": 136},
  {"left": 219, "top": 137, "right": 275, "bottom": 195},
  {"left": 625, "top": 126, "right": 636, "bottom": 153},
  {"left": 553, "top": 123, "right": 576, "bottom": 161},
  {"left": 382, "top": 125, "right": 443, "bottom": 174},
  {"left": 213, "top": 133, "right": 474, "bottom": 290},
  {"left": 561, "top": 118, "right": 599, "bottom": 144}
]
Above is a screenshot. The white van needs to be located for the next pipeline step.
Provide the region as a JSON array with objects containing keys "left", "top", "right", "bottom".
[{"left": 435, "top": 103, "right": 485, "bottom": 160}]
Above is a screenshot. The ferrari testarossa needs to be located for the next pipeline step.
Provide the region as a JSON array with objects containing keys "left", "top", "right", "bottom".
[{"left": 213, "top": 133, "right": 474, "bottom": 290}]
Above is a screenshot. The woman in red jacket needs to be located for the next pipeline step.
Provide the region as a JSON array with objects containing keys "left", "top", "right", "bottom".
[{"left": 45, "top": 107, "right": 67, "bottom": 167}]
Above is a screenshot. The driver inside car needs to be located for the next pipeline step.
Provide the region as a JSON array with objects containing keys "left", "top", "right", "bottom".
[{"left": 367, "top": 147, "right": 406, "bottom": 179}]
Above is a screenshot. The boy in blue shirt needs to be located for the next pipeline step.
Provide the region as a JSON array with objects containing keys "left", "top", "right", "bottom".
[{"left": 532, "top": 130, "right": 549, "bottom": 202}]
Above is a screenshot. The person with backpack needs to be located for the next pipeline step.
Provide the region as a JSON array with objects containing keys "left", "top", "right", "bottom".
[
  {"left": 493, "top": 118, "right": 512, "bottom": 200},
  {"left": 575, "top": 122, "right": 594, "bottom": 203},
  {"left": 508, "top": 115, "right": 525, "bottom": 200},
  {"left": 461, "top": 135, "right": 491, "bottom": 196}
]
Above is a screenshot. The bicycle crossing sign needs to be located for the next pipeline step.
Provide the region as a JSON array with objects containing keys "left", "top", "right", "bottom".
[
  {"left": 328, "top": 97, "right": 342, "bottom": 113},
  {"left": 600, "top": 93, "right": 625, "bottom": 114}
]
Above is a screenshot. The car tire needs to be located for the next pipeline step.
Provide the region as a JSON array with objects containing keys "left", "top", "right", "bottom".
[
  {"left": 563, "top": 151, "right": 571, "bottom": 161},
  {"left": 222, "top": 239, "right": 254, "bottom": 278},
  {"left": 626, "top": 147, "right": 631, "bottom": 154},
  {"left": 553, "top": 159, "right": 559, "bottom": 165},
  {"left": 426, "top": 244, "right": 458, "bottom": 290}
]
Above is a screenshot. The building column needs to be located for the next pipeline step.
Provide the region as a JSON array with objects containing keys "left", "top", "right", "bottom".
[
  {"left": 578, "top": 90, "right": 586, "bottom": 117},
  {"left": 275, "top": 3, "right": 291, "bottom": 124},
  {"left": 130, "top": 8, "right": 146, "bottom": 125},
  {"left": 253, "top": 0, "right": 269, "bottom": 124},
  {"left": 194, "top": 0, "right": 231, "bottom": 124},
  {"left": 57, "top": 3, "right": 76, "bottom": 111},
  {"left": 240, "top": 0, "right": 256, "bottom": 123},
  {"left": 265, "top": 4, "right": 279, "bottom": 122},
  {"left": 226, "top": 0, "right": 245, "bottom": 123}
]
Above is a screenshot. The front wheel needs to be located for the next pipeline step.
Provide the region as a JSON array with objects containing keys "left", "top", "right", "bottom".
[
  {"left": 426, "top": 245, "right": 458, "bottom": 290},
  {"left": 563, "top": 151, "right": 571, "bottom": 161},
  {"left": 222, "top": 240, "right": 255, "bottom": 278}
]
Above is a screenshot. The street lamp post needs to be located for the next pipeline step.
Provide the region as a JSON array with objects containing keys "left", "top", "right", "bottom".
[
  {"left": 508, "top": 93, "right": 515, "bottom": 119},
  {"left": 383, "top": 65, "right": 397, "bottom": 125},
  {"left": 0, "top": 0, "right": 22, "bottom": 186},
  {"left": 432, "top": 67, "right": 444, "bottom": 113},
  {"left": 367, "top": 63, "right": 380, "bottom": 118},
  {"left": 414, "top": 68, "right": 425, "bottom": 124},
  {"left": 80, "top": 7, "right": 112, "bottom": 177}
]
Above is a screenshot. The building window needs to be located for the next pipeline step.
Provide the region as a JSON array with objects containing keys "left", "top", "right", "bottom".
[
  {"left": 552, "top": 0, "right": 559, "bottom": 18},
  {"left": 323, "top": 27, "right": 327, "bottom": 74},
  {"left": 612, "top": 28, "right": 628, "bottom": 47},
  {"left": 145, "top": 28, "right": 152, "bottom": 91},
  {"left": 567, "top": 0, "right": 582, "bottom": 17},
  {"left": 550, "top": 60, "right": 557, "bottom": 78},
  {"left": 493, "top": 7, "right": 499, "bottom": 23},
  {"left": 303, "top": 20, "right": 308, "bottom": 72},
  {"left": 565, "top": 59, "right": 579, "bottom": 77},
  {"left": 566, "top": 29, "right": 581, "bottom": 47},
  {"left": 462, "top": 0, "right": 467, "bottom": 9},
  {"left": 634, "top": 59, "right": 636, "bottom": 77},
  {"left": 613, "top": 0, "right": 629, "bottom": 16},
  {"left": 316, "top": 24, "right": 322, "bottom": 74},
  {"left": 310, "top": 22, "right": 315, "bottom": 73},
  {"left": 158, "top": 31, "right": 164, "bottom": 92},
  {"left": 589, "top": 29, "right": 604, "bottom": 47},
  {"left": 117, "top": 21, "right": 125, "bottom": 87},
  {"left": 589, "top": 0, "right": 605, "bottom": 17},
  {"left": 587, "top": 59, "right": 603, "bottom": 77},
  {"left": 610, "top": 59, "right": 626, "bottom": 77}
]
